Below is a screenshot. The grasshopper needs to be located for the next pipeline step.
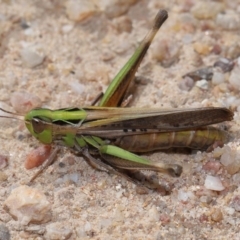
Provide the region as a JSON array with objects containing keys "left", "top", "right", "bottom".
[{"left": 1, "top": 10, "right": 233, "bottom": 186}]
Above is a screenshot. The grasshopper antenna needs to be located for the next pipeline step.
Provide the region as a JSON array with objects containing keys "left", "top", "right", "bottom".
[{"left": 0, "top": 107, "right": 24, "bottom": 121}]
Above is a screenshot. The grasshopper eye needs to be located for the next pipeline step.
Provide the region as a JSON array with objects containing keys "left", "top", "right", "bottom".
[{"left": 31, "top": 118, "right": 46, "bottom": 134}]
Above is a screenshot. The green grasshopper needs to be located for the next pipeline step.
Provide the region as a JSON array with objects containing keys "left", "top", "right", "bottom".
[{"left": 1, "top": 10, "right": 233, "bottom": 186}]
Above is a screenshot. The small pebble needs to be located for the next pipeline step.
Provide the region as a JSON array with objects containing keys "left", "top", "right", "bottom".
[
  {"left": 65, "top": 0, "right": 97, "bottom": 22},
  {"left": 211, "top": 44, "right": 222, "bottom": 55},
  {"left": 20, "top": 20, "right": 30, "bottom": 29},
  {"left": 220, "top": 146, "right": 235, "bottom": 166},
  {"left": 224, "top": 207, "right": 235, "bottom": 215},
  {"left": 0, "top": 155, "right": 8, "bottom": 169},
  {"left": 196, "top": 79, "right": 209, "bottom": 90},
  {"left": 113, "top": 16, "right": 132, "bottom": 33},
  {"left": 76, "top": 228, "right": 87, "bottom": 238},
  {"left": 213, "top": 83, "right": 228, "bottom": 95},
  {"left": 152, "top": 38, "right": 181, "bottom": 67},
  {"left": 2, "top": 72, "right": 17, "bottom": 89},
  {"left": 0, "top": 172, "right": 7, "bottom": 182},
  {"left": 62, "top": 173, "right": 80, "bottom": 184},
  {"left": 101, "top": 50, "right": 115, "bottom": 61},
  {"left": 229, "top": 66, "right": 240, "bottom": 90},
  {"left": 220, "top": 147, "right": 240, "bottom": 174},
  {"left": 193, "top": 42, "right": 211, "bottom": 55},
  {"left": 148, "top": 206, "right": 160, "bottom": 222},
  {"left": 114, "top": 40, "right": 132, "bottom": 54},
  {"left": 63, "top": 156, "right": 76, "bottom": 166},
  {"left": 211, "top": 208, "right": 223, "bottom": 222},
  {"left": 68, "top": 81, "right": 85, "bottom": 95},
  {"left": 178, "top": 189, "right": 194, "bottom": 203},
  {"left": 99, "top": 0, "right": 139, "bottom": 19},
  {"left": 191, "top": 2, "right": 224, "bottom": 20},
  {"left": 99, "top": 218, "right": 112, "bottom": 229},
  {"left": 20, "top": 48, "right": 45, "bottom": 68},
  {"left": 4, "top": 185, "right": 52, "bottom": 225},
  {"left": 178, "top": 76, "right": 195, "bottom": 91},
  {"left": 135, "top": 186, "right": 149, "bottom": 195},
  {"left": 199, "top": 214, "right": 209, "bottom": 222},
  {"left": 204, "top": 175, "right": 225, "bottom": 191},
  {"left": 0, "top": 224, "right": 10, "bottom": 240},
  {"left": 213, "top": 58, "right": 234, "bottom": 73},
  {"left": 233, "top": 172, "right": 240, "bottom": 184},
  {"left": 179, "top": 13, "right": 197, "bottom": 33},
  {"left": 216, "top": 11, "right": 240, "bottom": 30},
  {"left": 10, "top": 91, "right": 41, "bottom": 113},
  {"left": 183, "top": 67, "right": 213, "bottom": 81},
  {"left": 202, "top": 161, "right": 221, "bottom": 175},
  {"left": 225, "top": 96, "right": 240, "bottom": 109},
  {"left": 25, "top": 225, "right": 45, "bottom": 235},
  {"left": 199, "top": 195, "right": 212, "bottom": 204},
  {"left": 159, "top": 213, "right": 170, "bottom": 225},
  {"left": 212, "top": 70, "right": 225, "bottom": 85},
  {"left": 226, "top": 43, "right": 240, "bottom": 59},
  {"left": 61, "top": 24, "right": 74, "bottom": 34},
  {"left": 182, "top": 34, "right": 193, "bottom": 44},
  {"left": 84, "top": 221, "right": 92, "bottom": 232},
  {"left": 230, "top": 196, "right": 240, "bottom": 212},
  {"left": 45, "top": 222, "right": 72, "bottom": 240},
  {"left": 58, "top": 162, "right": 65, "bottom": 168},
  {"left": 25, "top": 145, "right": 52, "bottom": 169},
  {"left": 225, "top": 159, "right": 240, "bottom": 175},
  {"left": 212, "top": 147, "right": 224, "bottom": 158}
]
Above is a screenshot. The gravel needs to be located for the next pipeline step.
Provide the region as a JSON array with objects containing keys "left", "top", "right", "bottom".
[{"left": 0, "top": 0, "right": 240, "bottom": 239}]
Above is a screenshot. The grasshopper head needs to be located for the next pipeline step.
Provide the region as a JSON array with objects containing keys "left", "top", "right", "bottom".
[{"left": 24, "top": 108, "right": 53, "bottom": 144}]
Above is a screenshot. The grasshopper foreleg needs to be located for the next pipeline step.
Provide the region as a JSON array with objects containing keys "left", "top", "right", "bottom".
[{"left": 29, "top": 146, "right": 60, "bottom": 183}]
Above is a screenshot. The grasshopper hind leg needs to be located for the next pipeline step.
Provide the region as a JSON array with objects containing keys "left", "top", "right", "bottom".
[
  {"left": 100, "top": 154, "right": 182, "bottom": 190},
  {"left": 81, "top": 149, "right": 172, "bottom": 190}
]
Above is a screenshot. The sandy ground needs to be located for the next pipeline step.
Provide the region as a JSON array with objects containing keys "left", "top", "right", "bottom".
[{"left": 0, "top": 0, "right": 240, "bottom": 239}]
